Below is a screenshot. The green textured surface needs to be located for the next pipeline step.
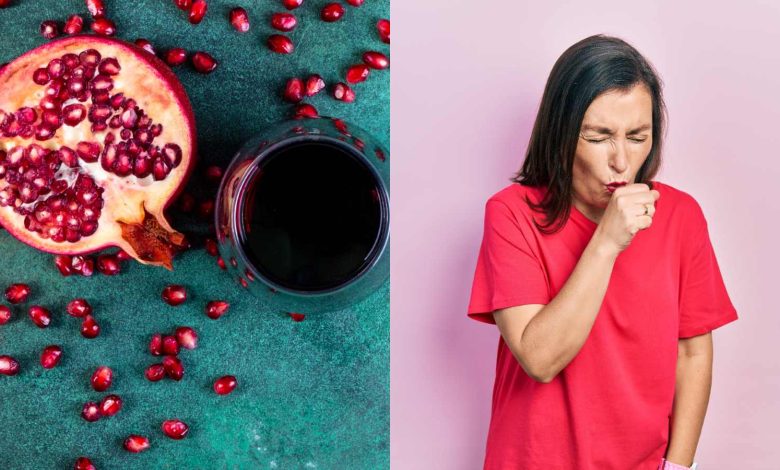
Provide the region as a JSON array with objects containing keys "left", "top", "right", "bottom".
[{"left": 0, "top": 1, "right": 389, "bottom": 469}]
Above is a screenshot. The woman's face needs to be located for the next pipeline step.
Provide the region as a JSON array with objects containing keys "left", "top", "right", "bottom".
[{"left": 571, "top": 83, "right": 654, "bottom": 223}]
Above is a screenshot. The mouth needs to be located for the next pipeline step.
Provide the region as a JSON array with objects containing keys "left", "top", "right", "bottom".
[{"left": 605, "top": 181, "right": 628, "bottom": 193}]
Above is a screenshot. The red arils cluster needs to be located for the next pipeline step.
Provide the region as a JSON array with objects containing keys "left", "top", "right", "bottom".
[
  {"left": 145, "top": 324, "right": 197, "bottom": 382},
  {"left": 55, "top": 251, "right": 128, "bottom": 276},
  {"left": 124, "top": 435, "right": 150, "bottom": 453},
  {"left": 271, "top": 13, "right": 297, "bottom": 32},
  {"left": 230, "top": 7, "right": 250, "bottom": 32},
  {"left": 321, "top": 3, "right": 345, "bottom": 22},
  {"left": 162, "top": 284, "right": 187, "bottom": 306}
]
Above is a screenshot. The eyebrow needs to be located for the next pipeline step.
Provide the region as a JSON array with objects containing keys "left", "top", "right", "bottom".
[{"left": 581, "top": 123, "right": 651, "bottom": 134}]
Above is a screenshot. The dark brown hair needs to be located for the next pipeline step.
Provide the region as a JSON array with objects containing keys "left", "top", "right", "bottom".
[{"left": 512, "top": 34, "right": 667, "bottom": 235}]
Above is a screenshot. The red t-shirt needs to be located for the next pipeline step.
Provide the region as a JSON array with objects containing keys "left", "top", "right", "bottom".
[{"left": 467, "top": 181, "right": 739, "bottom": 470}]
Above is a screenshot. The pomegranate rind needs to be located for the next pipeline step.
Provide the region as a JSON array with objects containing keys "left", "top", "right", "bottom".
[{"left": 0, "top": 35, "right": 196, "bottom": 268}]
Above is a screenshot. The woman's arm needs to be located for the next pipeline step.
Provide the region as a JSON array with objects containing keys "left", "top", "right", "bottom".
[{"left": 664, "top": 332, "right": 713, "bottom": 467}]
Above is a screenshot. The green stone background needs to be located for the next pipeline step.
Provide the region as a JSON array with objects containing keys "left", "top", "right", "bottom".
[{"left": 0, "top": 1, "right": 389, "bottom": 469}]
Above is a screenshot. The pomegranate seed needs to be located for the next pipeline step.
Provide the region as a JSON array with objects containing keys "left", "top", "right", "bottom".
[
  {"left": 162, "top": 285, "right": 187, "bottom": 306},
  {"left": 64, "top": 15, "right": 84, "bottom": 35},
  {"left": 0, "top": 355, "right": 20, "bottom": 375},
  {"left": 149, "top": 333, "right": 163, "bottom": 355},
  {"left": 0, "top": 305, "right": 10, "bottom": 325},
  {"left": 99, "top": 394, "right": 122, "bottom": 416},
  {"left": 191, "top": 51, "right": 217, "bottom": 73},
  {"left": 377, "top": 19, "right": 390, "bottom": 43},
  {"left": 72, "top": 256, "right": 95, "bottom": 276},
  {"left": 40, "top": 20, "right": 60, "bottom": 40},
  {"left": 294, "top": 103, "right": 318, "bottom": 119},
  {"left": 163, "top": 355, "right": 184, "bottom": 380},
  {"left": 161, "top": 335, "right": 180, "bottom": 356},
  {"left": 67, "top": 298, "right": 92, "bottom": 317},
  {"left": 174, "top": 0, "right": 191, "bottom": 10},
  {"left": 289, "top": 312, "right": 306, "bottom": 322},
  {"left": 175, "top": 326, "right": 198, "bottom": 350},
  {"left": 74, "top": 457, "right": 96, "bottom": 470},
  {"left": 91, "top": 17, "right": 116, "bottom": 36},
  {"left": 283, "top": 0, "right": 303, "bottom": 9},
  {"left": 362, "top": 51, "right": 389, "bottom": 69},
  {"left": 204, "top": 165, "right": 223, "bottom": 183},
  {"left": 145, "top": 363, "right": 165, "bottom": 381},
  {"left": 97, "top": 254, "right": 121, "bottom": 275},
  {"left": 134, "top": 38, "right": 156, "bottom": 55},
  {"left": 271, "top": 13, "right": 297, "bottom": 31},
  {"left": 177, "top": 192, "right": 195, "bottom": 213},
  {"left": 5, "top": 283, "right": 30, "bottom": 304},
  {"left": 204, "top": 238, "right": 218, "bottom": 256},
  {"left": 123, "top": 435, "right": 150, "bottom": 453},
  {"left": 81, "top": 401, "right": 101, "bottom": 422},
  {"left": 305, "top": 74, "right": 326, "bottom": 96},
  {"left": 229, "top": 7, "right": 250, "bottom": 32},
  {"left": 217, "top": 256, "right": 227, "bottom": 270},
  {"left": 29, "top": 306, "right": 51, "bottom": 328},
  {"left": 345, "top": 0, "right": 363, "bottom": 5},
  {"left": 213, "top": 375, "right": 237, "bottom": 395},
  {"left": 86, "top": 0, "right": 105, "bottom": 18},
  {"left": 333, "top": 82, "right": 355, "bottom": 102},
  {"left": 165, "top": 48, "right": 188, "bottom": 66},
  {"left": 91, "top": 366, "right": 113, "bottom": 391},
  {"left": 267, "top": 34, "right": 294, "bottom": 54},
  {"left": 55, "top": 255, "right": 74, "bottom": 276},
  {"left": 161, "top": 419, "right": 190, "bottom": 439},
  {"left": 346, "top": 64, "right": 370, "bottom": 83},
  {"left": 189, "top": 0, "right": 208, "bottom": 24},
  {"left": 40, "top": 345, "right": 63, "bottom": 369},
  {"left": 283, "top": 77, "right": 304, "bottom": 103},
  {"left": 81, "top": 315, "right": 100, "bottom": 338},
  {"left": 321, "top": 3, "right": 345, "bottom": 22},
  {"left": 205, "top": 300, "right": 229, "bottom": 319},
  {"left": 115, "top": 249, "right": 131, "bottom": 261}
]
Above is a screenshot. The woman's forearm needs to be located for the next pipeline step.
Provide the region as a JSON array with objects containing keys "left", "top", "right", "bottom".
[{"left": 664, "top": 336, "right": 713, "bottom": 467}]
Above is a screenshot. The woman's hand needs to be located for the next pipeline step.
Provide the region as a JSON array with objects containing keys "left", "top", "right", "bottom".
[{"left": 594, "top": 183, "right": 660, "bottom": 256}]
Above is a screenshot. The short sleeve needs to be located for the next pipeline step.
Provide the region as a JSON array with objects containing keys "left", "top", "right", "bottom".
[
  {"left": 467, "top": 198, "right": 551, "bottom": 324},
  {"left": 678, "top": 201, "right": 739, "bottom": 338}
]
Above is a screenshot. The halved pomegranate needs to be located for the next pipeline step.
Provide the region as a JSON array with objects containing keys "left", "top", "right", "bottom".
[{"left": 0, "top": 36, "right": 196, "bottom": 269}]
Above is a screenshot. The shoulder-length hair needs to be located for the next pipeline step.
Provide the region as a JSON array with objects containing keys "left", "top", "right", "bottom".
[{"left": 512, "top": 34, "right": 667, "bottom": 235}]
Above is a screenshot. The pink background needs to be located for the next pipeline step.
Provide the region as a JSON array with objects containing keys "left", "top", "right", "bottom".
[{"left": 391, "top": 1, "right": 779, "bottom": 468}]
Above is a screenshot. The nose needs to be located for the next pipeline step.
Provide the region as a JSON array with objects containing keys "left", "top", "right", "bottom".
[{"left": 609, "top": 139, "right": 629, "bottom": 174}]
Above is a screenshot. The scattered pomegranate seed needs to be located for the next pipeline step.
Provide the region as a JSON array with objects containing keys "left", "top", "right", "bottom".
[
  {"left": 189, "top": 0, "right": 208, "bottom": 24},
  {"left": 289, "top": 312, "right": 306, "bottom": 322},
  {"left": 161, "top": 335, "right": 180, "bottom": 356},
  {"left": 97, "top": 254, "right": 121, "bottom": 275},
  {"left": 145, "top": 363, "right": 165, "bottom": 381},
  {"left": 72, "top": 256, "right": 95, "bottom": 276},
  {"left": 67, "top": 298, "right": 92, "bottom": 318},
  {"left": 86, "top": 0, "right": 105, "bottom": 18},
  {"left": 283, "top": 77, "right": 304, "bottom": 103},
  {"left": 204, "top": 238, "right": 219, "bottom": 256},
  {"left": 162, "top": 419, "right": 190, "bottom": 439},
  {"left": 81, "top": 401, "right": 101, "bottom": 422},
  {"left": 74, "top": 457, "right": 96, "bottom": 470},
  {"left": 362, "top": 51, "right": 389, "bottom": 69},
  {"left": 213, "top": 375, "right": 237, "bottom": 395},
  {"left": 146, "top": 335, "right": 161, "bottom": 357},
  {"left": 332, "top": 117, "right": 349, "bottom": 134},
  {"left": 99, "top": 394, "right": 122, "bottom": 416},
  {"left": 63, "top": 15, "right": 84, "bottom": 35},
  {"left": 283, "top": 0, "right": 303, "bottom": 9},
  {"left": 321, "top": 3, "right": 345, "bottom": 22},
  {"left": 55, "top": 255, "right": 74, "bottom": 276},
  {"left": 0, "top": 305, "right": 10, "bottom": 325},
  {"left": 205, "top": 165, "right": 223, "bottom": 183},
  {"left": 5, "top": 283, "right": 30, "bottom": 304},
  {"left": 294, "top": 103, "right": 319, "bottom": 119},
  {"left": 205, "top": 300, "right": 230, "bottom": 319},
  {"left": 175, "top": 326, "right": 198, "bottom": 350},
  {"left": 40, "top": 345, "right": 63, "bottom": 369},
  {"left": 81, "top": 315, "right": 100, "bottom": 338},
  {"left": 0, "top": 355, "right": 20, "bottom": 375},
  {"left": 162, "top": 285, "right": 187, "bottom": 306},
  {"left": 377, "top": 19, "right": 390, "bottom": 43},
  {"left": 216, "top": 256, "right": 227, "bottom": 270},
  {"left": 191, "top": 51, "right": 218, "bottom": 73},
  {"left": 40, "top": 20, "right": 60, "bottom": 40},
  {"left": 91, "top": 366, "right": 113, "bottom": 391},
  {"left": 333, "top": 82, "right": 355, "bottom": 102},
  {"left": 177, "top": 192, "right": 196, "bottom": 213},
  {"left": 267, "top": 34, "right": 294, "bottom": 54},
  {"left": 29, "top": 305, "right": 51, "bottom": 328},
  {"left": 174, "top": 0, "right": 191, "bottom": 10},
  {"left": 345, "top": 0, "right": 363, "bottom": 5},
  {"left": 229, "top": 7, "right": 250, "bottom": 32},
  {"left": 123, "top": 435, "right": 150, "bottom": 453},
  {"left": 163, "top": 355, "right": 184, "bottom": 380},
  {"left": 134, "top": 38, "right": 156, "bottom": 55},
  {"left": 346, "top": 64, "right": 370, "bottom": 84},
  {"left": 91, "top": 17, "right": 116, "bottom": 36},
  {"left": 165, "top": 48, "right": 188, "bottom": 66},
  {"left": 305, "top": 74, "right": 326, "bottom": 96},
  {"left": 271, "top": 12, "right": 297, "bottom": 31}
]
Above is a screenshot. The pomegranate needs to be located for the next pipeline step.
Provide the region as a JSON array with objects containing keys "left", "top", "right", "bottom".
[
  {"left": 0, "top": 355, "right": 20, "bottom": 375},
  {"left": 81, "top": 401, "right": 101, "bottom": 421},
  {"left": 0, "top": 305, "right": 10, "bottom": 324},
  {"left": 91, "top": 365, "right": 113, "bottom": 391},
  {"left": 205, "top": 300, "right": 229, "bottom": 319},
  {"left": 162, "top": 284, "right": 186, "bottom": 305},
  {"left": 271, "top": 13, "right": 297, "bottom": 32},
  {"left": 174, "top": 326, "right": 198, "bottom": 349},
  {"left": 213, "top": 375, "right": 237, "bottom": 395},
  {"left": 305, "top": 75, "right": 326, "bottom": 96},
  {"left": 230, "top": 7, "right": 250, "bottom": 33},
  {"left": 123, "top": 435, "right": 150, "bottom": 453},
  {"left": 145, "top": 363, "right": 165, "bottom": 381},
  {"left": 161, "top": 419, "right": 189, "bottom": 439},
  {"left": 99, "top": 394, "right": 122, "bottom": 416},
  {"left": 5, "top": 283, "right": 30, "bottom": 304},
  {"left": 0, "top": 36, "right": 196, "bottom": 270},
  {"left": 321, "top": 3, "right": 345, "bottom": 22},
  {"left": 40, "top": 344, "right": 63, "bottom": 368},
  {"left": 29, "top": 305, "right": 52, "bottom": 328},
  {"left": 66, "top": 298, "right": 92, "bottom": 317},
  {"left": 74, "top": 457, "right": 96, "bottom": 470}
]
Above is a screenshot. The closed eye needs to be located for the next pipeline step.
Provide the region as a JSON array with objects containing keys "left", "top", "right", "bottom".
[{"left": 584, "top": 137, "right": 647, "bottom": 143}]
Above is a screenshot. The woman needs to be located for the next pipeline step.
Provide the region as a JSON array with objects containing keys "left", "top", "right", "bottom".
[{"left": 466, "top": 34, "right": 738, "bottom": 470}]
